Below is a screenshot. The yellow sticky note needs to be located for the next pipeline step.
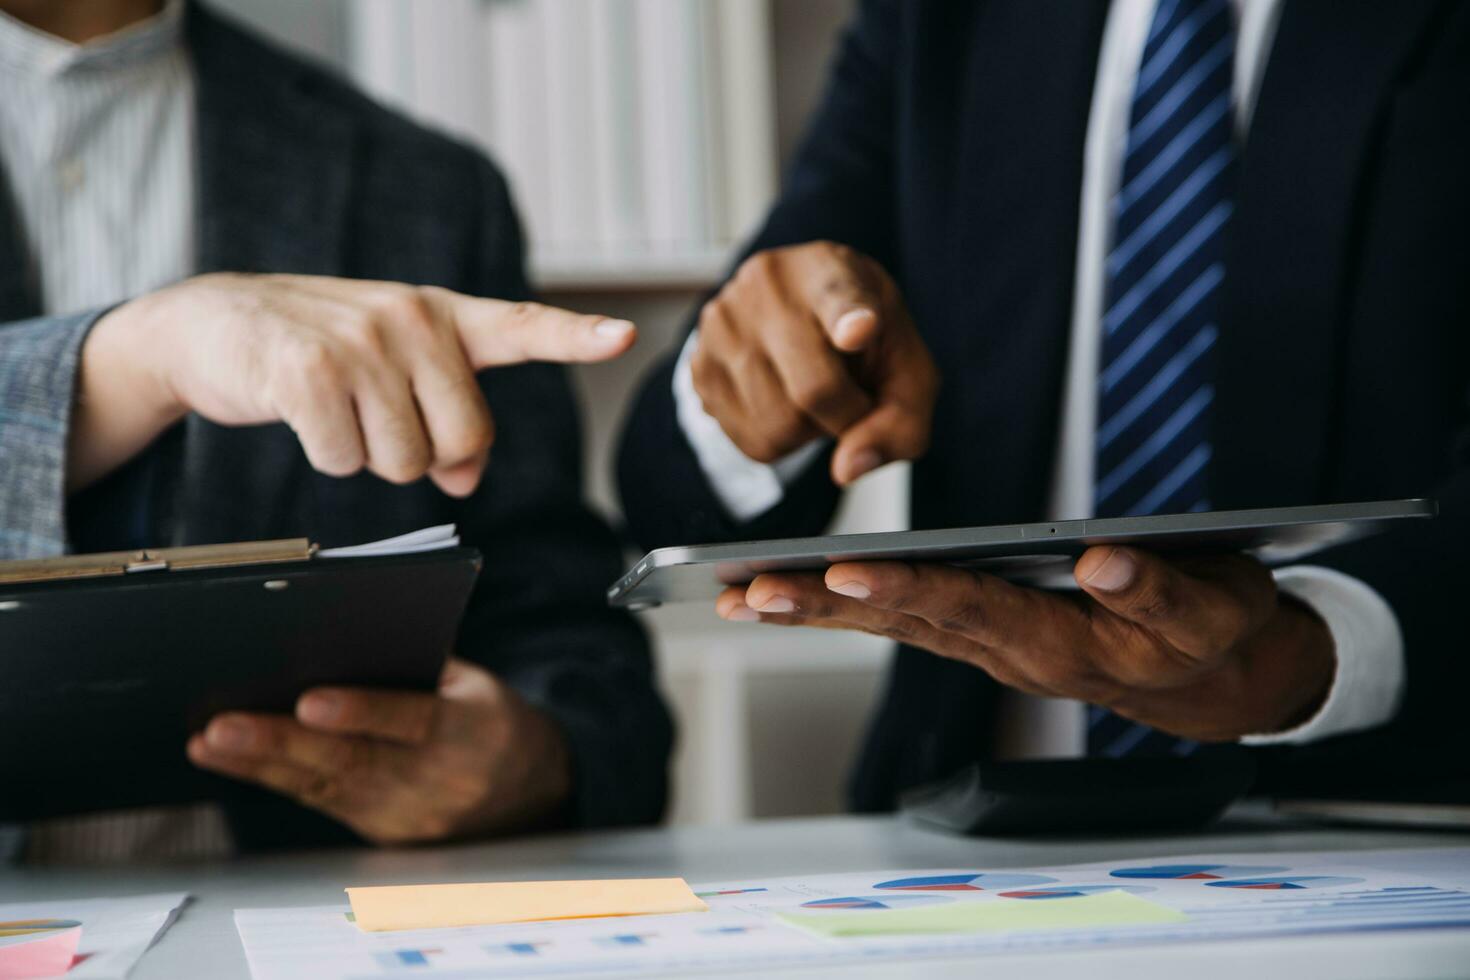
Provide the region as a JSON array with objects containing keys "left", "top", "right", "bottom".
[
  {"left": 777, "top": 890, "right": 1186, "bottom": 938},
  {"left": 346, "top": 878, "right": 708, "bottom": 932}
]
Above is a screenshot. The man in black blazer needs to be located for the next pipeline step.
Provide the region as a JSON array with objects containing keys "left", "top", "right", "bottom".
[
  {"left": 0, "top": 1, "right": 670, "bottom": 860},
  {"left": 619, "top": 0, "right": 1468, "bottom": 810}
]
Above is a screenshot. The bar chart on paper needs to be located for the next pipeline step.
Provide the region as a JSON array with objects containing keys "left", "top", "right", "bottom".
[{"left": 233, "top": 849, "right": 1470, "bottom": 979}]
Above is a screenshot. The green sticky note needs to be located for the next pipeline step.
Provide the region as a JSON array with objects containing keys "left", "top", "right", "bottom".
[{"left": 777, "top": 890, "right": 1186, "bottom": 938}]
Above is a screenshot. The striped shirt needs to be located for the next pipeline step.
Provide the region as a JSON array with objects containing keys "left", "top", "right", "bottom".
[{"left": 0, "top": 0, "right": 233, "bottom": 864}]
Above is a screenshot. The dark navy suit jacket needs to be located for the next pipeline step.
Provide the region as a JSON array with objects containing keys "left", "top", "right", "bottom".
[
  {"left": 618, "top": 0, "right": 1470, "bottom": 810},
  {"left": 0, "top": 4, "right": 672, "bottom": 847}
]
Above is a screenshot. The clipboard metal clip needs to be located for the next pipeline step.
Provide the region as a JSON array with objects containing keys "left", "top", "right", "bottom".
[{"left": 0, "top": 539, "right": 316, "bottom": 585}]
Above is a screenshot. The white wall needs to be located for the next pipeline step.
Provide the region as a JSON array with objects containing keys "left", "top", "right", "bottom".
[{"left": 204, "top": 0, "right": 897, "bottom": 826}]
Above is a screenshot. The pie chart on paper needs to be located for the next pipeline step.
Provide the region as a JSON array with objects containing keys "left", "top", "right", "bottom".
[
  {"left": 1110, "top": 864, "right": 1289, "bottom": 881},
  {"left": 873, "top": 873, "right": 1057, "bottom": 892},
  {"left": 999, "top": 885, "right": 1157, "bottom": 900},
  {"left": 1206, "top": 876, "right": 1365, "bottom": 890},
  {"left": 799, "top": 895, "right": 953, "bottom": 911}
]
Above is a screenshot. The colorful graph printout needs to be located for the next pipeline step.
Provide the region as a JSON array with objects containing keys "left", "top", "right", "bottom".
[
  {"left": 800, "top": 895, "right": 952, "bottom": 911},
  {"left": 0, "top": 893, "right": 185, "bottom": 980},
  {"left": 374, "top": 947, "right": 443, "bottom": 969},
  {"left": 1206, "top": 876, "right": 1365, "bottom": 890},
  {"left": 1111, "top": 864, "right": 1287, "bottom": 880},
  {"left": 874, "top": 873, "right": 1056, "bottom": 892},
  {"left": 484, "top": 941, "right": 547, "bottom": 957},
  {"left": 233, "top": 849, "right": 1470, "bottom": 980},
  {"left": 999, "top": 885, "right": 1156, "bottom": 900},
  {"left": 696, "top": 888, "right": 768, "bottom": 898}
]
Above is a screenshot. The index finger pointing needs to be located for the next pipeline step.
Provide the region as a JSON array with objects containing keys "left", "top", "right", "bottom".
[
  {"left": 428, "top": 288, "right": 637, "bottom": 368},
  {"left": 805, "top": 277, "right": 881, "bottom": 352}
]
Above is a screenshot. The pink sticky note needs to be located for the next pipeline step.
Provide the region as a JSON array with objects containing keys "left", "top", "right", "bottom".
[{"left": 0, "top": 920, "right": 82, "bottom": 979}]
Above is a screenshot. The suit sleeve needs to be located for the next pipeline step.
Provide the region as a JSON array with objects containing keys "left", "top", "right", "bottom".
[
  {"left": 0, "top": 311, "right": 101, "bottom": 559},
  {"left": 616, "top": 0, "right": 905, "bottom": 551},
  {"left": 453, "top": 159, "right": 673, "bottom": 829}
]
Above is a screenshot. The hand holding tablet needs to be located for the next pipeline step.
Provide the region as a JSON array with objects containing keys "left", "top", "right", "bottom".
[{"left": 611, "top": 500, "right": 1434, "bottom": 743}]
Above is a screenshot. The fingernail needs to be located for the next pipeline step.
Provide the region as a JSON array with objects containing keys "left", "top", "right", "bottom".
[
  {"left": 724, "top": 603, "right": 760, "bottom": 622},
  {"left": 298, "top": 692, "right": 339, "bottom": 725},
  {"left": 595, "top": 318, "right": 635, "bottom": 338},
  {"left": 755, "top": 596, "right": 795, "bottom": 613},
  {"left": 843, "top": 449, "right": 883, "bottom": 483},
  {"left": 207, "top": 718, "right": 252, "bottom": 752},
  {"left": 833, "top": 309, "right": 875, "bottom": 348},
  {"left": 1084, "top": 549, "right": 1136, "bottom": 592},
  {"left": 829, "top": 580, "right": 871, "bottom": 600}
]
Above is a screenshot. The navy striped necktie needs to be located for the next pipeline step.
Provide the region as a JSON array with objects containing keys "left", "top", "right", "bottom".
[{"left": 1087, "top": 0, "right": 1237, "bottom": 759}]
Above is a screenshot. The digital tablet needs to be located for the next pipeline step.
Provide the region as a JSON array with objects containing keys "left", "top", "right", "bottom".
[{"left": 607, "top": 499, "right": 1435, "bottom": 609}]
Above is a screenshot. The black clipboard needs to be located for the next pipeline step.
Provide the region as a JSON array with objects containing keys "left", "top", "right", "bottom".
[{"left": 0, "top": 542, "right": 481, "bottom": 821}]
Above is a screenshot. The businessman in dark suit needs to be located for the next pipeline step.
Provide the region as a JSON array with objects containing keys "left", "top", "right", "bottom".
[
  {"left": 0, "top": 0, "right": 670, "bottom": 860},
  {"left": 619, "top": 0, "right": 1469, "bottom": 809}
]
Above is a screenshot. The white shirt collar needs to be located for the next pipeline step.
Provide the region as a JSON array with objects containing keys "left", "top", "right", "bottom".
[{"left": 0, "top": 0, "right": 183, "bottom": 79}]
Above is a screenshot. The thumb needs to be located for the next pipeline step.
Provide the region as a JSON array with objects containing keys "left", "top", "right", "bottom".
[
  {"left": 1074, "top": 547, "right": 1276, "bottom": 660},
  {"left": 430, "top": 288, "right": 637, "bottom": 368},
  {"left": 831, "top": 401, "right": 932, "bottom": 485}
]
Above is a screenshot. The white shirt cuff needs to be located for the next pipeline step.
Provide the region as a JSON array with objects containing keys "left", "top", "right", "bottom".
[
  {"left": 1240, "top": 565, "right": 1404, "bottom": 746},
  {"left": 671, "top": 330, "right": 827, "bottom": 522}
]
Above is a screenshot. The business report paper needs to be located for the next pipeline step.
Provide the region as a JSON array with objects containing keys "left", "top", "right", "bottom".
[
  {"left": 233, "top": 848, "right": 1470, "bottom": 979},
  {"left": 0, "top": 892, "right": 186, "bottom": 979}
]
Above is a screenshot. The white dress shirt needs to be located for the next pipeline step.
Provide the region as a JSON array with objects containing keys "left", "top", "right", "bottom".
[
  {"left": 673, "top": 0, "right": 1404, "bottom": 753},
  {"left": 0, "top": 1, "right": 234, "bottom": 863}
]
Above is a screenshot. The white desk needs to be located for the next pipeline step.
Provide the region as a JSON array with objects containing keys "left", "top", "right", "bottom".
[{"left": 4, "top": 814, "right": 1469, "bottom": 979}]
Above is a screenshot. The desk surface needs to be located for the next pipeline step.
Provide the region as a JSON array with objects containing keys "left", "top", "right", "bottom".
[{"left": 4, "top": 813, "right": 1470, "bottom": 979}]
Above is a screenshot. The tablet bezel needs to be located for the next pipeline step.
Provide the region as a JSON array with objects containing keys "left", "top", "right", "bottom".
[{"left": 607, "top": 499, "right": 1435, "bottom": 609}]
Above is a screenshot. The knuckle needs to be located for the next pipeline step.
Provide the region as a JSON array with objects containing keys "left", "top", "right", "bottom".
[
  {"left": 734, "top": 249, "right": 775, "bottom": 287},
  {"left": 283, "top": 337, "right": 338, "bottom": 383},
  {"left": 697, "top": 300, "right": 725, "bottom": 335},
  {"left": 689, "top": 346, "right": 717, "bottom": 387},
  {"left": 325, "top": 738, "right": 363, "bottom": 773},
  {"left": 767, "top": 410, "right": 813, "bottom": 451},
  {"left": 406, "top": 703, "right": 439, "bottom": 744},
  {"left": 312, "top": 438, "right": 364, "bottom": 476},
  {"left": 1132, "top": 583, "right": 1175, "bottom": 621},
  {"left": 738, "top": 434, "right": 783, "bottom": 464},
  {"left": 816, "top": 239, "right": 854, "bottom": 265},
  {"left": 789, "top": 369, "right": 846, "bottom": 416},
  {"left": 881, "top": 617, "right": 918, "bottom": 641},
  {"left": 934, "top": 606, "right": 981, "bottom": 635},
  {"left": 342, "top": 310, "right": 389, "bottom": 357},
  {"left": 438, "top": 416, "right": 492, "bottom": 463},
  {"left": 298, "top": 771, "right": 340, "bottom": 805},
  {"left": 377, "top": 287, "right": 437, "bottom": 332},
  {"left": 375, "top": 435, "right": 432, "bottom": 483},
  {"left": 506, "top": 300, "right": 544, "bottom": 328}
]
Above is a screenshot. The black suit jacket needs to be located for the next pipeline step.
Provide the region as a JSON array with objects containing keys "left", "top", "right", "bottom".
[
  {"left": 618, "top": 0, "right": 1470, "bottom": 811},
  {"left": 0, "top": 3, "right": 672, "bottom": 847}
]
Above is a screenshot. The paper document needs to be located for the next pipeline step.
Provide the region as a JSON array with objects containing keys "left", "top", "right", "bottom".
[
  {"left": 0, "top": 893, "right": 185, "bottom": 980},
  {"left": 346, "top": 879, "right": 706, "bottom": 931},
  {"left": 235, "top": 848, "right": 1470, "bottom": 979},
  {"left": 777, "top": 888, "right": 1183, "bottom": 937},
  {"left": 317, "top": 525, "right": 459, "bottom": 559},
  {"left": 0, "top": 918, "right": 80, "bottom": 978}
]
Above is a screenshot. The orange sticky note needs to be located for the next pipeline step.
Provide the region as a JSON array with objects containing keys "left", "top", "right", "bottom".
[{"left": 345, "top": 878, "right": 708, "bottom": 932}]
